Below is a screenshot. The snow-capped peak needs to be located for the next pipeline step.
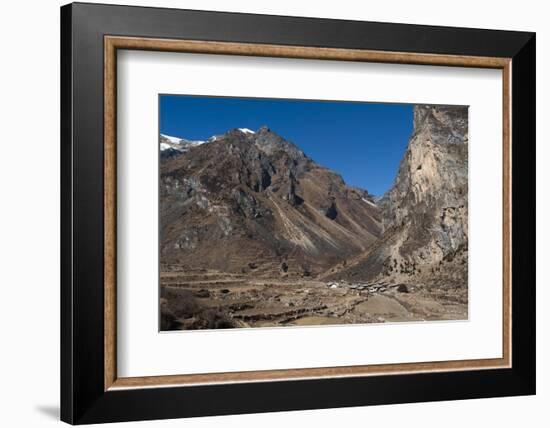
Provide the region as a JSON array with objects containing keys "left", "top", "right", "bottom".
[
  {"left": 160, "top": 128, "right": 257, "bottom": 153},
  {"left": 238, "top": 128, "right": 255, "bottom": 135},
  {"left": 160, "top": 134, "right": 206, "bottom": 151},
  {"left": 160, "top": 134, "right": 183, "bottom": 144}
]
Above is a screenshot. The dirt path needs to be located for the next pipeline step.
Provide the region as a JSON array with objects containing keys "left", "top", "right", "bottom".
[{"left": 353, "top": 294, "right": 417, "bottom": 322}]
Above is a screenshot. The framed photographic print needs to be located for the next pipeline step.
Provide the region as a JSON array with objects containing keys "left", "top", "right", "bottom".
[{"left": 60, "top": 2, "right": 536, "bottom": 424}]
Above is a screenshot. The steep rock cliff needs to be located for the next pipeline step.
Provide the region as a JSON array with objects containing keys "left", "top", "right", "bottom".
[{"left": 328, "top": 105, "right": 468, "bottom": 287}]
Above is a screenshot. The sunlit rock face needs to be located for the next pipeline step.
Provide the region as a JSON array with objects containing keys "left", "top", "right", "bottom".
[{"left": 330, "top": 105, "right": 469, "bottom": 288}]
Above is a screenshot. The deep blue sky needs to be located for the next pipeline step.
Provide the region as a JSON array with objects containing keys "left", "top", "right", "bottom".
[{"left": 160, "top": 95, "right": 413, "bottom": 196}]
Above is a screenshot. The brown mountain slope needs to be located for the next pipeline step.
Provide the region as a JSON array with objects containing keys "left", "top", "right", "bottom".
[
  {"left": 324, "top": 105, "right": 469, "bottom": 288},
  {"left": 160, "top": 126, "right": 381, "bottom": 277}
]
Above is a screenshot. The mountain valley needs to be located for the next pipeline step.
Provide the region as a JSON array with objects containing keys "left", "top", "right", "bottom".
[{"left": 160, "top": 105, "right": 469, "bottom": 330}]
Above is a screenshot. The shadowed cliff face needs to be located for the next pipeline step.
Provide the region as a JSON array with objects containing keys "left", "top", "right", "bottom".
[
  {"left": 326, "top": 105, "right": 468, "bottom": 287},
  {"left": 159, "top": 126, "right": 382, "bottom": 277}
]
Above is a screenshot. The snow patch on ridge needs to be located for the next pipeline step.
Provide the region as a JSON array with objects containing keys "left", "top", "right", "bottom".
[
  {"left": 160, "top": 128, "right": 257, "bottom": 152},
  {"left": 362, "top": 197, "right": 378, "bottom": 208},
  {"left": 160, "top": 134, "right": 182, "bottom": 143},
  {"left": 160, "top": 134, "right": 207, "bottom": 151},
  {"left": 238, "top": 128, "right": 255, "bottom": 134}
]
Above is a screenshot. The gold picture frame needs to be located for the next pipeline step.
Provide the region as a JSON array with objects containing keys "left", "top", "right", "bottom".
[{"left": 103, "top": 36, "right": 512, "bottom": 391}]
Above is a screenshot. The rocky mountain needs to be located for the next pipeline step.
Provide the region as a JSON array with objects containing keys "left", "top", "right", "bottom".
[
  {"left": 325, "top": 105, "right": 469, "bottom": 288},
  {"left": 160, "top": 126, "right": 382, "bottom": 277}
]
